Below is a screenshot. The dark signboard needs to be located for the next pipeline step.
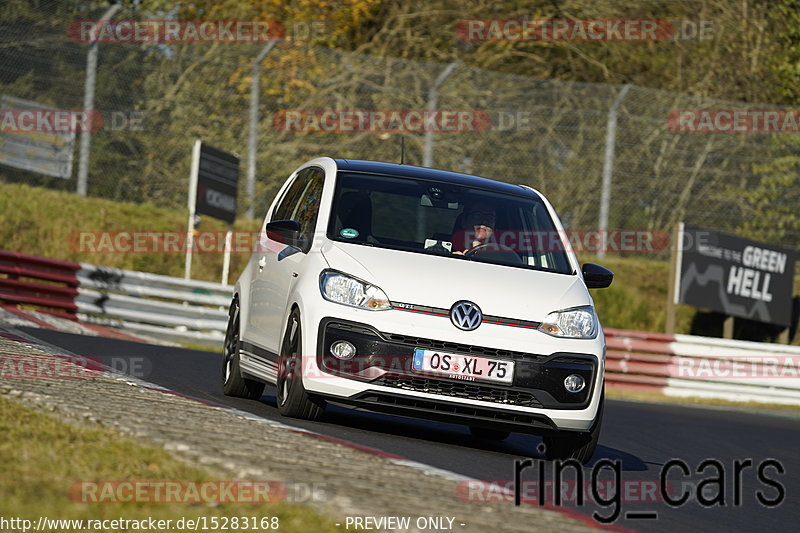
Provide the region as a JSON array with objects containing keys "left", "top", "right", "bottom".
[
  {"left": 191, "top": 142, "right": 239, "bottom": 224},
  {"left": 677, "top": 224, "right": 797, "bottom": 327}
]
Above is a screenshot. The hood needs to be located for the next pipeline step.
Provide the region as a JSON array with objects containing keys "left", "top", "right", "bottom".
[{"left": 320, "top": 241, "right": 590, "bottom": 322}]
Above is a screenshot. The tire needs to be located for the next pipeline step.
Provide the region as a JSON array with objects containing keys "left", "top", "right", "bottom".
[
  {"left": 543, "top": 389, "right": 604, "bottom": 464},
  {"left": 221, "top": 299, "right": 265, "bottom": 400},
  {"left": 276, "top": 310, "right": 325, "bottom": 420},
  {"left": 469, "top": 426, "right": 511, "bottom": 441}
]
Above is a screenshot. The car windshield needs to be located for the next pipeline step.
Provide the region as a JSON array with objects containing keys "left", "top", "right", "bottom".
[{"left": 327, "top": 171, "right": 574, "bottom": 275}]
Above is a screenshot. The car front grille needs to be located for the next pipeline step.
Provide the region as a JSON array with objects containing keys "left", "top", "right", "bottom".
[
  {"left": 382, "top": 333, "right": 547, "bottom": 362},
  {"left": 374, "top": 374, "right": 543, "bottom": 408}
]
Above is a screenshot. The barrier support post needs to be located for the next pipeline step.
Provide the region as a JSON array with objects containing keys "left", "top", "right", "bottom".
[{"left": 723, "top": 316, "right": 733, "bottom": 339}]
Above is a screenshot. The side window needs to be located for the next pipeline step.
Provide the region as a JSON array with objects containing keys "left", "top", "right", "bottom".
[
  {"left": 291, "top": 168, "right": 325, "bottom": 252},
  {"left": 268, "top": 167, "right": 324, "bottom": 253},
  {"left": 271, "top": 169, "right": 311, "bottom": 222}
]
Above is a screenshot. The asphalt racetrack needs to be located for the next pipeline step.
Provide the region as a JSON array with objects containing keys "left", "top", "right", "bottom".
[{"left": 20, "top": 327, "right": 800, "bottom": 533}]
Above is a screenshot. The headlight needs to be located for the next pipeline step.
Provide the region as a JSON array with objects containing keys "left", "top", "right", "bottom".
[
  {"left": 538, "top": 305, "right": 597, "bottom": 338},
  {"left": 319, "top": 270, "right": 390, "bottom": 311}
]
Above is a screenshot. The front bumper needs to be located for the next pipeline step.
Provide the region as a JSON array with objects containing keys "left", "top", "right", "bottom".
[
  {"left": 329, "top": 390, "right": 560, "bottom": 435},
  {"left": 300, "top": 312, "right": 604, "bottom": 433}
]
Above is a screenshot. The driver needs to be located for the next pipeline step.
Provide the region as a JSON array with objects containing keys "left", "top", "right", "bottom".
[{"left": 452, "top": 202, "right": 497, "bottom": 255}]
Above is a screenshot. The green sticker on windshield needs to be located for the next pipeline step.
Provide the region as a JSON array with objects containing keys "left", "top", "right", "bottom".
[{"left": 340, "top": 228, "right": 359, "bottom": 239}]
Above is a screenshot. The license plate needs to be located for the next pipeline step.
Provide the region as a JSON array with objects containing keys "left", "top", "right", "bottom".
[{"left": 411, "top": 348, "right": 514, "bottom": 384}]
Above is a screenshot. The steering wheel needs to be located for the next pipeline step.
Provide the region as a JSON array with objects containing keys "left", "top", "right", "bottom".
[{"left": 464, "top": 242, "right": 517, "bottom": 256}]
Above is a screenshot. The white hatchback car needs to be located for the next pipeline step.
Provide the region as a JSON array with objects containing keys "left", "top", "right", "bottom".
[{"left": 222, "top": 157, "right": 613, "bottom": 463}]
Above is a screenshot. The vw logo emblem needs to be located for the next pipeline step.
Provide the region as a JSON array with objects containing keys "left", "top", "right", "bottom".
[{"left": 450, "top": 301, "right": 482, "bottom": 331}]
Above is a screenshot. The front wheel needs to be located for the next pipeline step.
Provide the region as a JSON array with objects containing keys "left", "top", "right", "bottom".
[
  {"left": 543, "top": 389, "right": 604, "bottom": 464},
  {"left": 221, "top": 299, "right": 265, "bottom": 400},
  {"left": 276, "top": 310, "right": 325, "bottom": 420}
]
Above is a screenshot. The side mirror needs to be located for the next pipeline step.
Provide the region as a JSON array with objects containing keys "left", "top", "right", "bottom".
[
  {"left": 582, "top": 263, "right": 613, "bottom": 289},
  {"left": 265, "top": 219, "right": 301, "bottom": 247}
]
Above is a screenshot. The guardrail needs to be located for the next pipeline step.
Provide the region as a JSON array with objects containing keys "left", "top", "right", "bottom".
[
  {"left": 0, "top": 250, "right": 80, "bottom": 320},
  {"left": 0, "top": 250, "right": 231, "bottom": 346},
  {"left": 2, "top": 249, "right": 800, "bottom": 404},
  {"left": 605, "top": 328, "right": 800, "bottom": 406}
]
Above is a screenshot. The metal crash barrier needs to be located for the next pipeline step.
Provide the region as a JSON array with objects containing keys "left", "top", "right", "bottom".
[{"left": 2, "top": 249, "right": 799, "bottom": 404}]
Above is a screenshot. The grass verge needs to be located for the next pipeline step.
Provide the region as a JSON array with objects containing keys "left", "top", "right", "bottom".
[
  {"left": 0, "top": 396, "right": 339, "bottom": 532},
  {"left": 0, "top": 182, "right": 259, "bottom": 283}
]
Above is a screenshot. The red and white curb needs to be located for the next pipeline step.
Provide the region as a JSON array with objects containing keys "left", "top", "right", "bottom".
[{"left": 0, "top": 306, "right": 165, "bottom": 344}]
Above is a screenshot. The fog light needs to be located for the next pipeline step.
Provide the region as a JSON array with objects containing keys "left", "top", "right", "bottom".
[
  {"left": 564, "top": 374, "right": 585, "bottom": 393},
  {"left": 330, "top": 340, "right": 356, "bottom": 360}
]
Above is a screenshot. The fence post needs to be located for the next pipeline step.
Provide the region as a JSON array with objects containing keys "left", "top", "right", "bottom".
[
  {"left": 77, "top": 3, "right": 121, "bottom": 196},
  {"left": 246, "top": 41, "right": 277, "bottom": 219},
  {"left": 597, "top": 84, "right": 632, "bottom": 259},
  {"left": 665, "top": 222, "right": 683, "bottom": 334},
  {"left": 422, "top": 61, "right": 459, "bottom": 168}
]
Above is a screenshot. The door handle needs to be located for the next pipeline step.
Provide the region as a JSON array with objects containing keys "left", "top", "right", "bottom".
[{"left": 258, "top": 256, "right": 267, "bottom": 271}]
